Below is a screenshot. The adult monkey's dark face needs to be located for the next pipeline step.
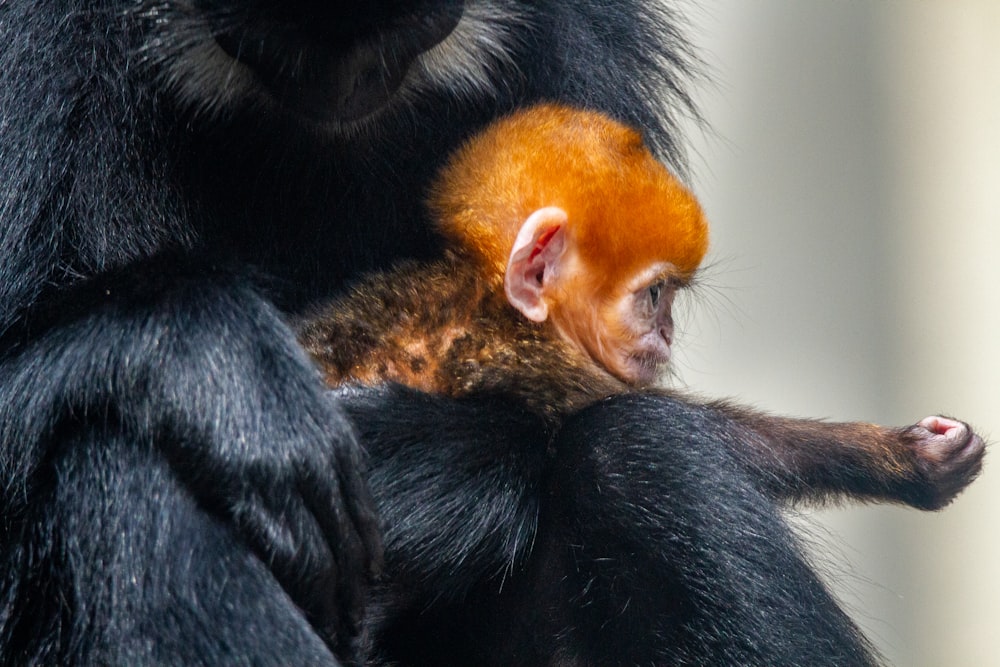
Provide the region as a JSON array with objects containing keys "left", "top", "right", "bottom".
[
  {"left": 156, "top": 0, "right": 504, "bottom": 128},
  {"left": 202, "top": 1, "right": 464, "bottom": 122}
]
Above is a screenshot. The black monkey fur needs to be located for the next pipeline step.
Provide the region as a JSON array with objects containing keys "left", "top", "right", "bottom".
[{"left": 0, "top": 2, "right": 879, "bottom": 665}]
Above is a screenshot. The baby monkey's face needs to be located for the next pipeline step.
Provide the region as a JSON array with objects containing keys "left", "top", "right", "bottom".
[
  {"left": 545, "top": 256, "right": 684, "bottom": 388},
  {"left": 594, "top": 262, "right": 681, "bottom": 386},
  {"left": 499, "top": 203, "right": 700, "bottom": 388}
]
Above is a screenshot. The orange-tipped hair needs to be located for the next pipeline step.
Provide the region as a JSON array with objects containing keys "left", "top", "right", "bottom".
[{"left": 427, "top": 103, "right": 709, "bottom": 293}]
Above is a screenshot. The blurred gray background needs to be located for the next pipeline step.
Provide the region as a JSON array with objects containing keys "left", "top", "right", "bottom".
[{"left": 672, "top": 2, "right": 999, "bottom": 665}]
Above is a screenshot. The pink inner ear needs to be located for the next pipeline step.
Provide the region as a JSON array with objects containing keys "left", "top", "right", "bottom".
[{"left": 529, "top": 226, "right": 561, "bottom": 261}]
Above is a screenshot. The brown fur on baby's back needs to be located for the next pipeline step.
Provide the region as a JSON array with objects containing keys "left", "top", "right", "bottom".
[{"left": 297, "top": 256, "right": 623, "bottom": 424}]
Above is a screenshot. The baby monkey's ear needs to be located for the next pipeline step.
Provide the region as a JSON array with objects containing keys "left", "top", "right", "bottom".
[{"left": 504, "top": 206, "right": 569, "bottom": 322}]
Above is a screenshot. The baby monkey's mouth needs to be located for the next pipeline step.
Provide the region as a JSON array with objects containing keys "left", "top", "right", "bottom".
[
  {"left": 624, "top": 347, "right": 671, "bottom": 387},
  {"left": 213, "top": 3, "right": 464, "bottom": 122}
]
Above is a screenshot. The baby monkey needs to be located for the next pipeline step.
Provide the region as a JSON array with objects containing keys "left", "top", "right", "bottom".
[
  {"left": 301, "top": 104, "right": 703, "bottom": 417},
  {"left": 299, "top": 104, "right": 984, "bottom": 510}
]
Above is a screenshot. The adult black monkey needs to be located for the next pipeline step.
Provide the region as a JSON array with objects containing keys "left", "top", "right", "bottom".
[{"left": 0, "top": 1, "right": 913, "bottom": 665}]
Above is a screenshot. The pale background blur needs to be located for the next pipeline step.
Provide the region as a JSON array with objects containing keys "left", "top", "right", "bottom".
[{"left": 671, "top": 2, "right": 1000, "bottom": 666}]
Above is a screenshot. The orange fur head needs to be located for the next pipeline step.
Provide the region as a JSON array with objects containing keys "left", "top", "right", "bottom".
[{"left": 427, "top": 103, "right": 709, "bottom": 296}]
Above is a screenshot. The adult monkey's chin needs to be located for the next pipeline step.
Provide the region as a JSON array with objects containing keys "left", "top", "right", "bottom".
[{"left": 212, "top": 1, "right": 465, "bottom": 123}]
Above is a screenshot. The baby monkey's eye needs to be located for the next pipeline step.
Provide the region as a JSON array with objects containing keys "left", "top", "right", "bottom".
[{"left": 648, "top": 281, "right": 664, "bottom": 307}]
